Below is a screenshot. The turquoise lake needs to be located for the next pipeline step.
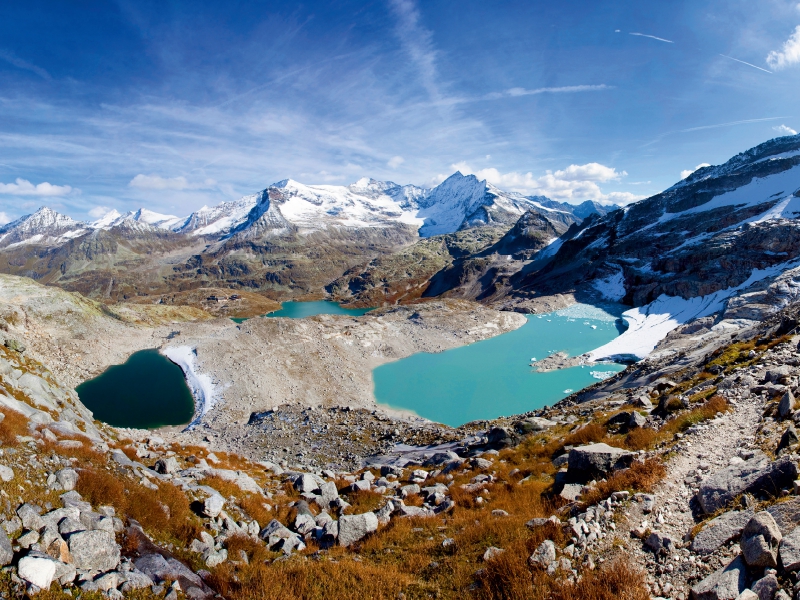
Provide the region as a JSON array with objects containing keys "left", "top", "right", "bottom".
[
  {"left": 373, "top": 304, "right": 628, "bottom": 427},
  {"left": 76, "top": 349, "right": 195, "bottom": 429},
  {"left": 233, "top": 300, "right": 373, "bottom": 322}
]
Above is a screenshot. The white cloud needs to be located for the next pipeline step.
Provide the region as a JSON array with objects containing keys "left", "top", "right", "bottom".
[
  {"left": 629, "top": 32, "right": 674, "bottom": 44},
  {"left": 774, "top": 124, "right": 798, "bottom": 136},
  {"left": 680, "top": 163, "right": 711, "bottom": 179},
  {"left": 128, "top": 174, "right": 216, "bottom": 191},
  {"left": 0, "top": 178, "right": 72, "bottom": 196},
  {"left": 0, "top": 212, "right": 10, "bottom": 226},
  {"left": 766, "top": 25, "right": 800, "bottom": 70},
  {"left": 388, "top": 0, "right": 441, "bottom": 101},
  {"left": 452, "top": 162, "right": 641, "bottom": 205},
  {"left": 387, "top": 155, "right": 405, "bottom": 168},
  {"left": 88, "top": 206, "right": 113, "bottom": 218}
]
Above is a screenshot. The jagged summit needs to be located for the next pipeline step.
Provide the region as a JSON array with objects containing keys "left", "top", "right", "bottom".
[{"left": 0, "top": 207, "right": 89, "bottom": 248}]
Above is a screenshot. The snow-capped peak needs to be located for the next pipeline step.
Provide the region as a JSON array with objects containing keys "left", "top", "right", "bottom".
[
  {"left": 0, "top": 207, "right": 90, "bottom": 247},
  {"left": 90, "top": 209, "right": 122, "bottom": 229}
]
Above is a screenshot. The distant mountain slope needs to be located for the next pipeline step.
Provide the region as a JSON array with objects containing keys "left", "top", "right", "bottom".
[{"left": 0, "top": 207, "right": 90, "bottom": 248}]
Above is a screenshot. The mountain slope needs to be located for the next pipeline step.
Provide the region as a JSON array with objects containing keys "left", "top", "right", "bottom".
[{"left": 0, "top": 207, "right": 90, "bottom": 248}]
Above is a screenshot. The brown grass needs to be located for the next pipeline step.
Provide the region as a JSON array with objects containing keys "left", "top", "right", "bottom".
[
  {"left": 580, "top": 459, "right": 666, "bottom": 506},
  {"left": 0, "top": 408, "right": 30, "bottom": 446},
  {"left": 346, "top": 489, "right": 387, "bottom": 513},
  {"left": 549, "top": 557, "right": 650, "bottom": 600},
  {"left": 563, "top": 423, "right": 606, "bottom": 447},
  {"left": 624, "top": 427, "right": 659, "bottom": 451}
]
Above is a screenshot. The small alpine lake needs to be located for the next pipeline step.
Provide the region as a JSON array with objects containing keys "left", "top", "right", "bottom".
[
  {"left": 76, "top": 349, "right": 195, "bottom": 429},
  {"left": 232, "top": 300, "right": 373, "bottom": 322},
  {"left": 373, "top": 304, "right": 628, "bottom": 427}
]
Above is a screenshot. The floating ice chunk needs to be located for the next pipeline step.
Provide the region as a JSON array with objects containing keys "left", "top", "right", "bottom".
[
  {"left": 563, "top": 389, "right": 573, "bottom": 394},
  {"left": 590, "top": 371, "right": 616, "bottom": 380}
]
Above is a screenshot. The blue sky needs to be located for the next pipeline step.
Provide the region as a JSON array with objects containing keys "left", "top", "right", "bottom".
[{"left": 0, "top": 0, "right": 799, "bottom": 223}]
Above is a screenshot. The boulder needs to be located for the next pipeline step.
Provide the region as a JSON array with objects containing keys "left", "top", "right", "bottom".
[
  {"left": 528, "top": 540, "right": 556, "bottom": 568},
  {"left": 779, "top": 524, "right": 800, "bottom": 571},
  {"left": 691, "top": 510, "right": 754, "bottom": 555},
  {"left": 645, "top": 531, "right": 676, "bottom": 556},
  {"left": 766, "top": 497, "right": 800, "bottom": 535},
  {"left": 203, "top": 494, "right": 225, "bottom": 518},
  {"left": 697, "top": 453, "right": 798, "bottom": 514},
  {"left": 0, "top": 465, "right": 13, "bottom": 483},
  {"left": 514, "top": 417, "right": 556, "bottom": 433},
  {"left": 629, "top": 412, "right": 647, "bottom": 429},
  {"left": 17, "top": 503, "right": 44, "bottom": 532},
  {"left": 559, "top": 483, "right": 582, "bottom": 502},
  {"left": 294, "top": 473, "right": 319, "bottom": 494},
  {"left": 0, "top": 527, "right": 12, "bottom": 566},
  {"left": 338, "top": 512, "right": 379, "bottom": 547},
  {"left": 68, "top": 530, "right": 121, "bottom": 572},
  {"left": 18, "top": 555, "right": 56, "bottom": 590},
  {"left": 567, "top": 443, "right": 635, "bottom": 479},
  {"left": 55, "top": 468, "right": 78, "bottom": 491},
  {"left": 154, "top": 457, "right": 179, "bottom": 475},
  {"left": 317, "top": 481, "right": 339, "bottom": 507},
  {"left": 750, "top": 573, "right": 779, "bottom": 600},
  {"left": 482, "top": 546, "right": 504, "bottom": 561},
  {"left": 690, "top": 555, "right": 747, "bottom": 600},
  {"left": 423, "top": 451, "right": 460, "bottom": 467},
  {"left": 766, "top": 366, "right": 791, "bottom": 384},
  {"left": 779, "top": 391, "right": 796, "bottom": 419},
  {"left": 740, "top": 512, "right": 782, "bottom": 568},
  {"left": 777, "top": 424, "right": 798, "bottom": 453},
  {"left": 486, "top": 427, "right": 519, "bottom": 449}
]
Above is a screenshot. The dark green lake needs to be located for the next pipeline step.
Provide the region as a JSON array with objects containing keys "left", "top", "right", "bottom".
[
  {"left": 232, "top": 300, "right": 373, "bottom": 322},
  {"left": 76, "top": 349, "right": 195, "bottom": 429}
]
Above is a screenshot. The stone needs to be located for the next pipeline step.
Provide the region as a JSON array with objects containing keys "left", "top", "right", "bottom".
[
  {"left": 18, "top": 555, "right": 56, "bottom": 590},
  {"left": 528, "top": 540, "right": 556, "bottom": 568},
  {"left": 645, "top": 531, "right": 676, "bottom": 555},
  {"left": 780, "top": 391, "right": 797, "bottom": 419},
  {"left": 294, "top": 474, "right": 319, "bottom": 494},
  {"left": 765, "top": 497, "right": 800, "bottom": 535},
  {"left": 53, "top": 468, "right": 78, "bottom": 491},
  {"left": 514, "top": 417, "right": 556, "bottom": 433},
  {"left": 58, "top": 517, "right": 85, "bottom": 536},
  {"left": 204, "top": 549, "right": 227, "bottom": 568},
  {"left": 203, "top": 494, "right": 225, "bottom": 518},
  {"left": 483, "top": 546, "right": 505, "bottom": 561},
  {"left": 94, "top": 572, "right": 121, "bottom": 592},
  {"left": 486, "top": 427, "right": 518, "bottom": 449},
  {"left": 338, "top": 512, "right": 378, "bottom": 547},
  {"left": 4, "top": 339, "right": 25, "bottom": 353},
  {"left": 774, "top": 590, "right": 791, "bottom": 600},
  {"left": 471, "top": 458, "right": 492, "bottom": 470},
  {"left": 17, "top": 503, "right": 45, "bottom": 532},
  {"left": 632, "top": 395, "right": 654, "bottom": 409},
  {"left": 552, "top": 454, "right": 569, "bottom": 468},
  {"left": 154, "top": 458, "right": 179, "bottom": 475},
  {"left": 559, "top": 483, "right": 582, "bottom": 502},
  {"left": 735, "top": 590, "right": 758, "bottom": 600},
  {"left": 423, "top": 451, "right": 460, "bottom": 467},
  {"left": 317, "top": 481, "right": 339, "bottom": 507},
  {"left": 691, "top": 510, "right": 754, "bottom": 555},
  {"left": 778, "top": 524, "right": 800, "bottom": 571},
  {"left": 120, "top": 571, "right": 154, "bottom": 592},
  {"left": 690, "top": 555, "right": 747, "bottom": 600},
  {"left": 766, "top": 366, "right": 792, "bottom": 384},
  {"left": 0, "top": 465, "right": 13, "bottom": 483},
  {"left": 697, "top": 453, "right": 798, "bottom": 514},
  {"left": 750, "top": 573, "right": 779, "bottom": 600},
  {"left": 68, "top": 530, "right": 121, "bottom": 572},
  {"left": 629, "top": 411, "right": 647, "bottom": 429},
  {"left": 375, "top": 501, "right": 395, "bottom": 525},
  {"left": 777, "top": 424, "right": 798, "bottom": 453},
  {"left": 740, "top": 512, "right": 782, "bottom": 568},
  {"left": 0, "top": 527, "right": 12, "bottom": 566},
  {"left": 567, "top": 443, "right": 634, "bottom": 479}
]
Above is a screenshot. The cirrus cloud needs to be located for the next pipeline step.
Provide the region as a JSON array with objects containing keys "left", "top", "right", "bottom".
[
  {"left": 451, "top": 162, "right": 642, "bottom": 205},
  {"left": 766, "top": 25, "right": 800, "bottom": 70},
  {"left": 129, "top": 174, "right": 217, "bottom": 191},
  {"left": 0, "top": 178, "right": 72, "bottom": 196}
]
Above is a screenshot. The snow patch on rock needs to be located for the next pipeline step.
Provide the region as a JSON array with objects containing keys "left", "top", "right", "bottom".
[{"left": 161, "top": 346, "right": 217, "bottom": 424}]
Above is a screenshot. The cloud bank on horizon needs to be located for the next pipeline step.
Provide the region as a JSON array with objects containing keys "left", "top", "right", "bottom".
[{"left": 0, "top": 0, "right": 798, "bottom": 222}]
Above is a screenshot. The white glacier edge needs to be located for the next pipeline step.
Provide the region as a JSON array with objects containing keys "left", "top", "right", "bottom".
[
  {"left": 588, "top": 260, "right": 800, "bottom": 362},
  {"left": 161, "top": 346, "right": 217, "bottom": 426}
]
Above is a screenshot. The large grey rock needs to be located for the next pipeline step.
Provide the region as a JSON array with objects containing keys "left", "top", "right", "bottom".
[
  {"left": 203, "top": 494, "right": 225, "bottom": 518},
  {"left": 18, "top": 555, "right": 56, "bottom": 590},
  {"left": 338, "top": 512, "right": 379, "bottom": 547},
  {"left": 17, "top": 503, "right": 44, "bottom": 532},
  {"left": 740, "top": 512, "right": 782, "bottom": 568},
  {"left": 567, "top": 443, "right": 634, "bottom": 478},
  {"left": 68, "top": 530, "right": 120, "bottom": 572},
  {"left": 514, "top": 417, "right": 556, "bottom": 433},
  {"left": 154, "top": 457, "right": 179, "bottom": 475},
  {"left": 690, "top": 555, "right": 747, "bottom": 600},
  {"left": 55, "top": 468, "right": 78, "bottom": 491},
  {"left": 629, "top": 411, "right": 647, "bottom": 429},
  {"left": 691, "top": 510, "right": 754, "bottom": 555},
  {"left": 777, "top": 424, "right": 798, "bottom": 453},
  {"left": 697, "top": 453, "right": 798, "bottom": 514},
  {"left": 317, "top": 481, "right": 339, "bottom": 507},
  {"left": 528, "top": 540, "right": 556, "bottom": 568},
  {"left": 645, "top": 531, "right": 676, "bottom": 556},
  {"left": 0, "top": 527, "right": 12, "bottom": 566},
  {"left": 766, "top": 497, "right": 800, "bottom": 535},
  {"left": 294, "top": 473, "right": 319, "bottom": 494},
  {"left": 779, "top": 523, "right": 800, "bottom": 571},
  {"left": 766, "top": 366, "right": 792, "bottom": 384},
  {"left": 0, "top": 465, "right": 13, "bottom": 483},
  {"left": 779, "top": 390, "right": 796, "bottom": 419},
  {"left": 750, "top": 573, "right": 779, "bottom": 600}
]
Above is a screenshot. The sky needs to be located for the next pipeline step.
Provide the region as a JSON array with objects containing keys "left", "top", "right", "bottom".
[{"left": 0, "top": 0, "right": 799, "bottom": 224}]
